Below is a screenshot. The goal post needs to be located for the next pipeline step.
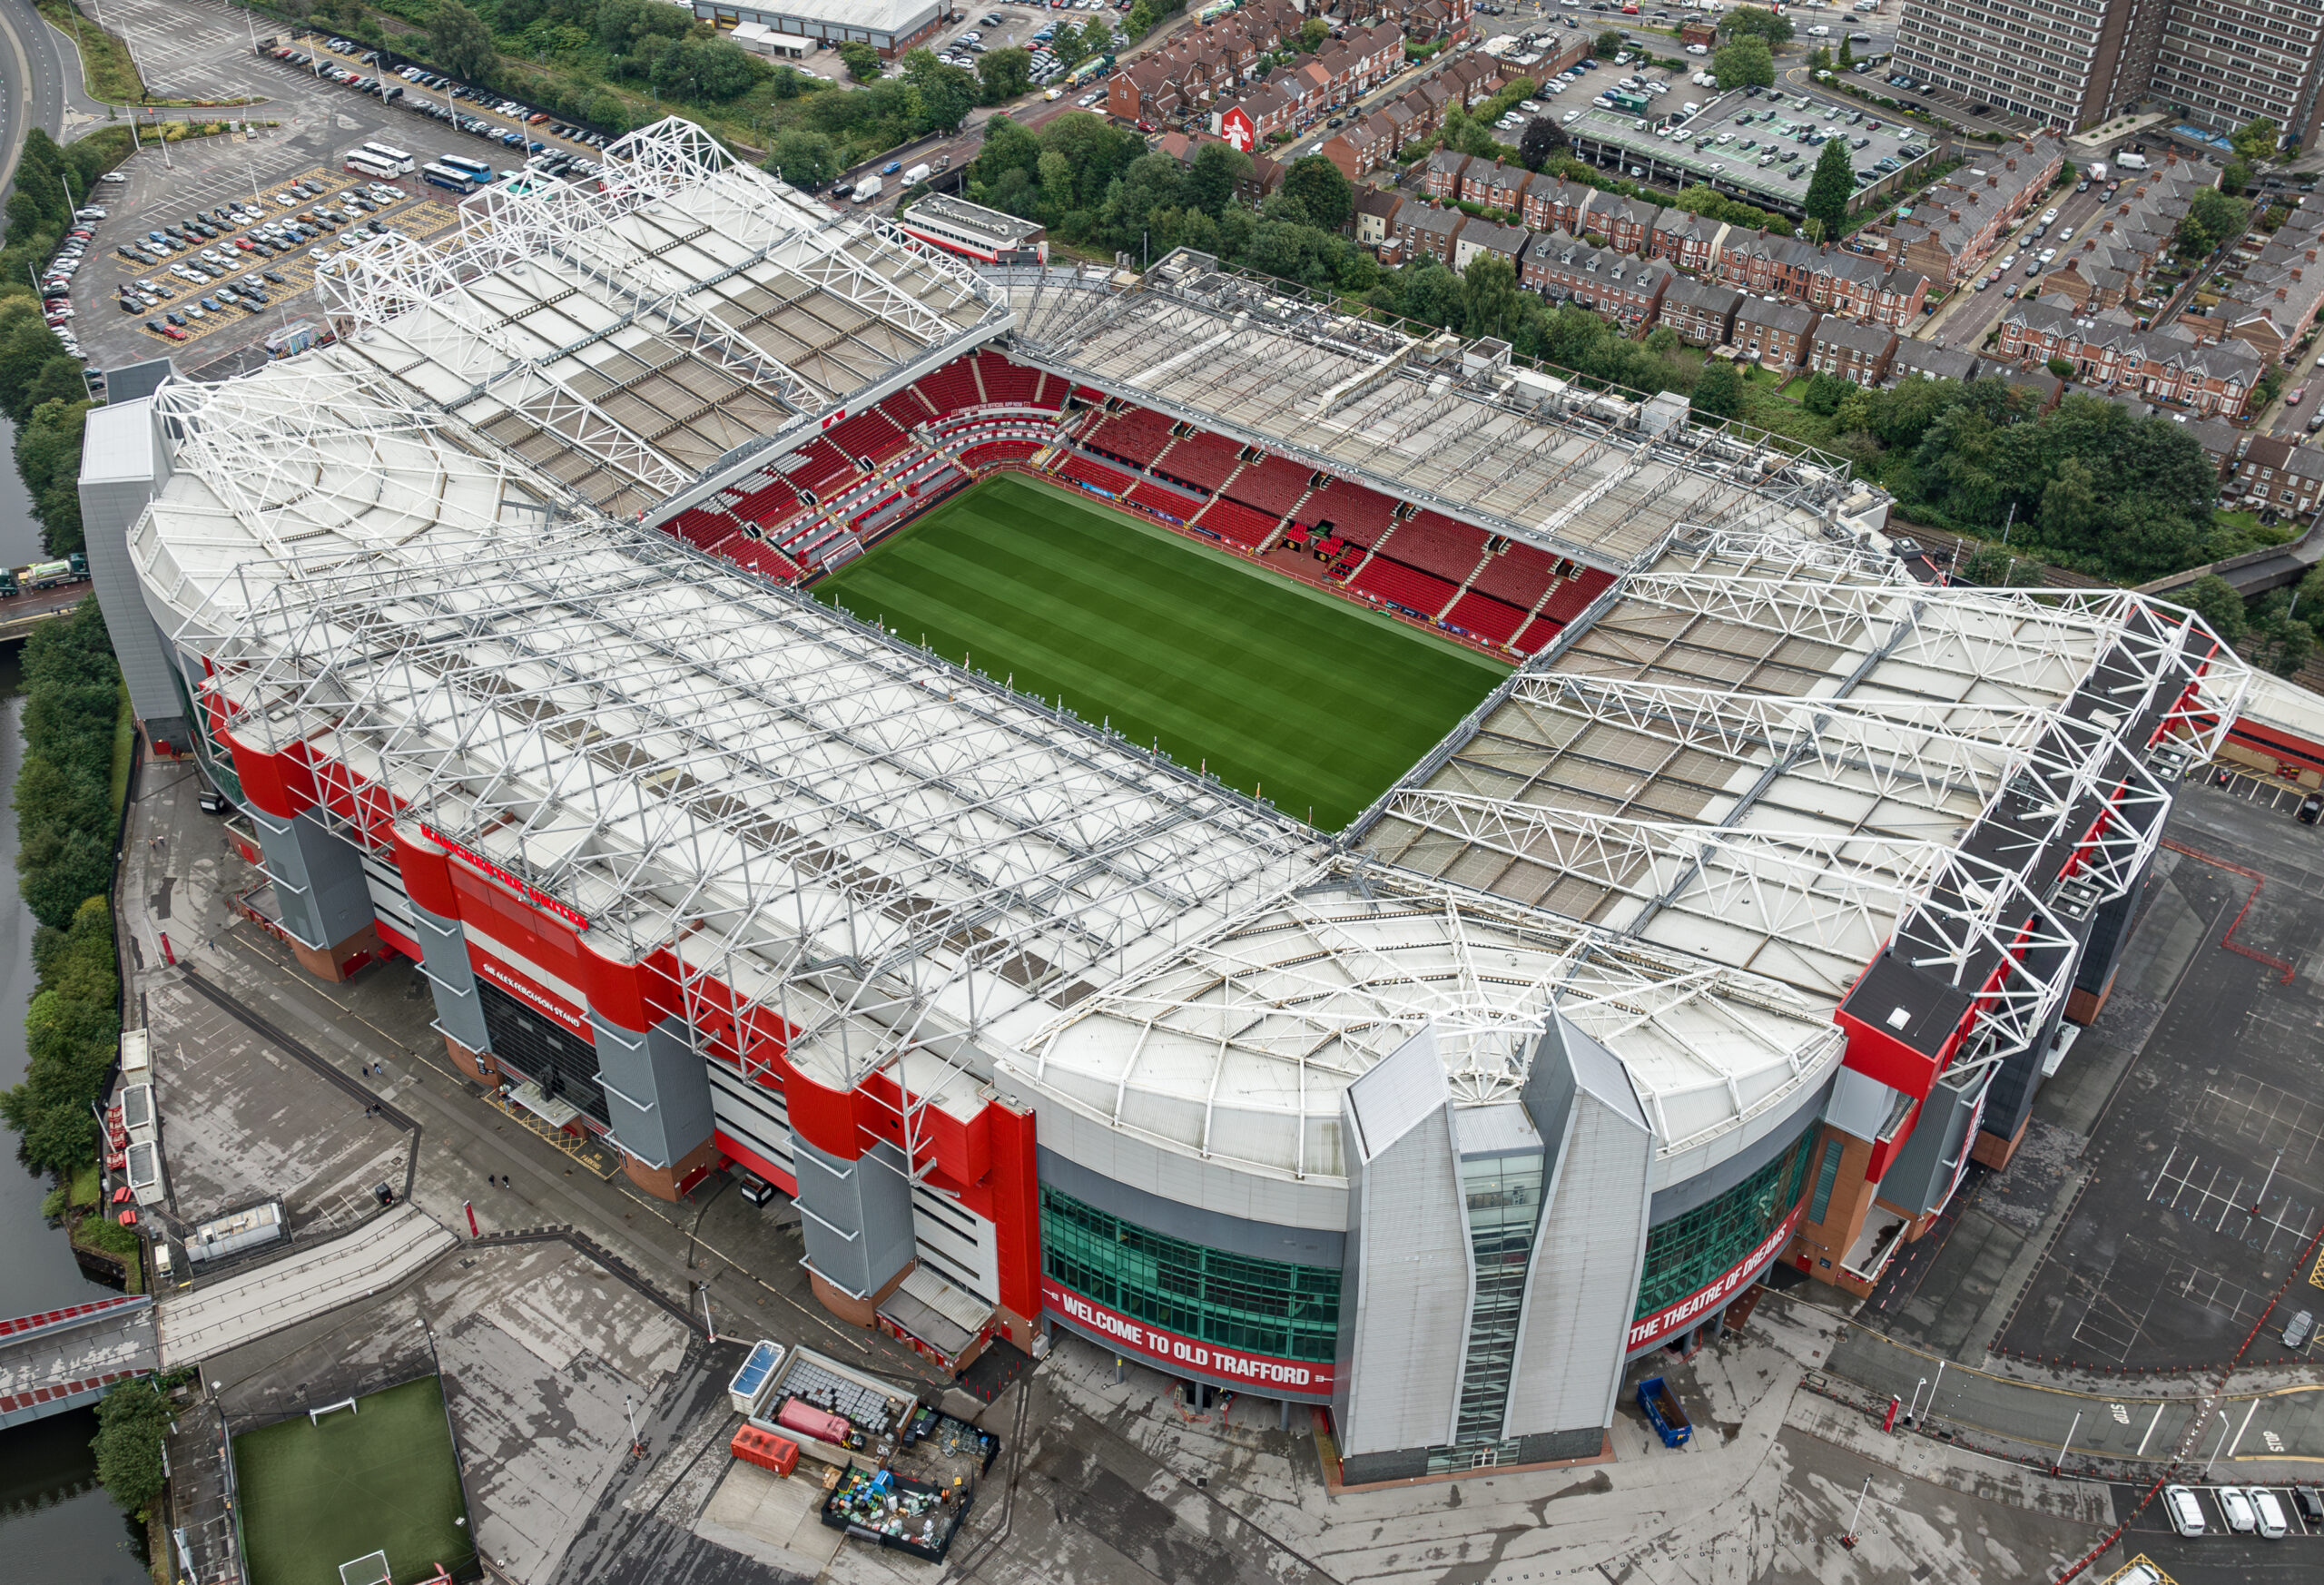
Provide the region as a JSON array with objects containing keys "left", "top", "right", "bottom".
[
  {"left": 310, "top": 1396, "right": 359, "bottom": 1428},
  {"left": 337, "top": 1551, "right": 390, "bottom": 1585}
]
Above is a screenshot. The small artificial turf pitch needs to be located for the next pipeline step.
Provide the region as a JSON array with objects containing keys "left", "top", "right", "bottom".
[
  {"left": 231, "top": 1376, "right": 472, "bottom": 1585},
  {"left": 814, "top": 475, "right": 1509, "bottom": 830}
]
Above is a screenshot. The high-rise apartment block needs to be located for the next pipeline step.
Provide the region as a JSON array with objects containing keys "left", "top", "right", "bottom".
[{"left": 1893, "top": 0, "right": 2323, "bottom": 146}]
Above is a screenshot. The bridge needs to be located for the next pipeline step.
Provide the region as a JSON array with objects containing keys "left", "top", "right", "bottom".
[
  {"left": 2139, "top": 520, "right": 2324, "bottom": 602},
  {"left": 0, "top": 583, "right": 94, "bottom": 645},
  {"left": 0, "top": 1294, "right": 161, "bottom": 1428}
]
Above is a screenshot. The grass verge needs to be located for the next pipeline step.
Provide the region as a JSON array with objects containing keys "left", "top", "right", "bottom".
[{"left": 36, "top": 0, "right": 144, "bottom": 103}]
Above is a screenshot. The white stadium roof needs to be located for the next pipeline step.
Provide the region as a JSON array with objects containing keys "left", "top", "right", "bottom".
[{"left": 124, "top": 123, "right": 2249, "bottom": 1194}]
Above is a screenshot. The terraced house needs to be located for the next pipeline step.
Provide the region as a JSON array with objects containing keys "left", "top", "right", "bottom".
[
  {"left": 1994, "top": 299, "right": 2261, "bottom": 418},
  {"left": 1804, "top": 251, "right": 1929, "bottom": 329},
  {"left": 1874, "top": 139, "right": 2065, "bottom": 286},
  {"left": 1519, "top": 234, "right": 1672, "bottom": 330},
  {"left": 1648, "top": 210, "right": 1731, "bottom": 275},
  {"left": 2204, "top": 208, "right": 2324, "bottom": 365},
  {"left": 1105, "top": 0, "right": 1304, "bottom": 123},
  {"left": 1657, "top": 277, "right": 1743, "bottom": 346}
]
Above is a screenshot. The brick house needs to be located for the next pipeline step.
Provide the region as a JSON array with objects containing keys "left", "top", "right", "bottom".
[
  {"left": 1658, "top": 277, "right": 1743, "bottom": 347},
  {"left": 1521, "top": 234, "right": 1671, "bottom": 330},
  {"left": 2230, "top": 435, "right": 2324, "bottom": 517},
  {"left": 1105, "top": 0, "right": 1305, "bottom": 123},
  {"left": 1395, "top": 201, "right": 1468, "bottom": 263},
  {"left": 1879, "top": 137, "right": 2063, "bottom": 287},
  {"left": 1717, "top": 230, "right": 1822, "bottom": 300},
  {"left": 1455, "top": 216, "right": 1531, "bottom": 274},
  {"left": 1458, "top": 158, "right": 1533, "bottom": 216},
  {"left": 1321, "top": 116, "right": 1391, "bottom": 181},
  {"left": 1426, "top": 148, "right": 1472, "bottom": 201},
  {"left": 1883, "top": 340, "right": 1982, "bottom": 386},
  {"left": 1648, "top": 211, "right": 1730, "bottom": 276},
  {"left": 1807, "top": 251, "right": 1928, "bottom": 328},
  {"left": 1734, "top": 299, "right": 1820, "bottom": 370},
  {"left": 1994, "top": 300, "right": 2260, "bottom": 419},
  {"left": 1807, "top": 319, "right": 1898, "bottom": 384},
  {"left": 2212, "top": 224, "right": 2324, "bottom": 365},
  {"left": 1353, "top": 186, "right": 1405, "bottom": 246},
  {"left": 1573, "top": 190, "right": 1660, "bottom": 255},
  {"left": 1521, "top": 175, "right": 1590, "bottom": 237}
]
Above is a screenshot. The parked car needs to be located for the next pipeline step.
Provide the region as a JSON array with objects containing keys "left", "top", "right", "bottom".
[
  {"left": 2162, "top": 1485, "right": 2205, "bottom": 1537},
  {"left": 2219, "top": 1485, "right": 2258, "bottom": 1533}
]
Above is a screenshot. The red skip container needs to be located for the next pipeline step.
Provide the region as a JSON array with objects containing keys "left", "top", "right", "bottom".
[{"left": 730, "top": 1425, "right": 800, "bottom": 1477}]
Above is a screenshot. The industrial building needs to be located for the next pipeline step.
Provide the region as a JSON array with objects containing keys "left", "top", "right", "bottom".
[{"left": 84, "top": 120, "right": 2248, "bottom": 1483}]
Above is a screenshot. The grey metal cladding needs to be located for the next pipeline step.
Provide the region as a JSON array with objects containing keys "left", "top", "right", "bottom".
[
  {"left": 76, "top": 399, "right": 186, "bottom": 739},
  {"left": 1648, "top": 1070, "right": 1832, "bottom": 1226},
  {"left": 588, "top": 1012, "right": 715, "bottom": 1170},
  {"left": 411, "top": 903, "right": 490, "bottom": 1054},
  {"left": 1037, "top": 1147, "right": 1344, "bottom": 1268},
  {"left": 251, "top": 807, "right": 376, "bottom": 950},
  {"left": 1880, "top": 1064, "right": 1989, "bottom": 1218},
  {"left": 792, "top": 1133, "right": 917, "bottom": 1301},
  {"left": 1334, "top": 1029, "right": 1468, "bottom": 1456},
  {"left": 1508, "top": 1013, "right": 1653, "bottom": 1439}
]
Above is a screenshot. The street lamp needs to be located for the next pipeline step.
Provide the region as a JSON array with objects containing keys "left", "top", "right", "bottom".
[{"left": 2204, "top": 1409, "right": 2231, "bottom": 1477}]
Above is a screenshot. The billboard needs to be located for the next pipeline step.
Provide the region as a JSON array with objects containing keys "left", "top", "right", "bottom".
[
  {"left": 1220, "top": 105, "right": 1257, "bottom": 153},
  {"left": 1042, "top": 1279, "right": 1334, "bottom": 1397}
]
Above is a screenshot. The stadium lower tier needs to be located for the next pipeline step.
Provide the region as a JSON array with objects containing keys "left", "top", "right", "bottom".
[
  {"left": 643, "top": 349, "right": 1615, "bottom": 663},
  {"left": 213, "top": 760, "right": 1819, "bottom": 1478}
]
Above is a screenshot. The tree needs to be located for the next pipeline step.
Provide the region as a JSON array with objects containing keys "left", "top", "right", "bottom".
[
  {"left": 1300, "top": 17, "right": 1330, "bottom": 51},
  {"left": 1800, "top": 371, "right": 1854, "bottom": 416},
  {"left": 2175, "top": 187, "right": 2250, "bottom": 260},
  {"left": 1051, "top": 23, "right": 1091, "bottom": 71},
  {"left": 1080, "top": 17, "right": 1114, "bottom": 62},
  {"left": 1593, "top": 29, "right": 1626, "bottom": 56},
  {"left": 978, "top": 46, "right": 1033, "bottom": 103},
  {"left": 1282, "top": 155, "right": 1354, "bottom": 231},
  {"left": 1184, "top": 141, "right": 1251, "bottom": 216},
  {"left": 1519, "top": 115, "right": 1569, "bottom": 172},
  {"left": 93, "top": 1380, "right": 172, "bottom": 1514},
  {"left": 2221, "top": 159, "right": 2252, "bottom": 196},
  {"left": 2178, "top": 574, "right": 2250, "bottom": 646},
  {"left": 1837, "top": 36, "right": 1855, "bottom": 71},
  {"left": 764, "top": 128, "right": 842, "bottom": 189},
  {"left": 653, "top": 34, "right": 762, "bottom": 102},
  {"left": 1807, "top": 45, "right": 1831, "bottom": 73},
  {"left": 901, "top": 48, "right": 977, "bottom": 130},
  {"left": 1804, "top": 134, "right": 1854, "bottom": 240},
  {"left": 427, "top": 0, "right": 497, "bottom": 81},
  {"left": 837, "top": 40, "right": 884, "bottom": 82},
  {"left": 1713, "top": 34, "right": 1774, "bottom": 91},
  {"left": 2230, "top": 116, "right": 2282, "bottom": 165},
  {"left": 1692, "top": 359, "right": 1743, "bottom": 419},
  {"left": 1718, "top": 5, "right": 1795, "bottom": 43},
  {"left": 2045, "top": 356, "right": 2074, "bottom": 380},
  {"left": 1126, "top": 0, "right": 1158, "bottom": 37},
  {"left": 1462, "top": 253, "right": 1521, "bottom": 339}
]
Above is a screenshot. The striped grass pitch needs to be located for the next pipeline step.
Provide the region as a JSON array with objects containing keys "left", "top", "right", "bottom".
[{"left": 813, "top": 474, "right": 1507, "bottom": 830}]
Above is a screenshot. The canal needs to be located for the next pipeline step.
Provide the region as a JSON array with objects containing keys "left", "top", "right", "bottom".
[{"left": 0, "top": 415, "right": 151, "bottom": 1581}]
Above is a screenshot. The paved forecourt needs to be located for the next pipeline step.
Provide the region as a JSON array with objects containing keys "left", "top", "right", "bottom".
[{"left": 812, "top": 474, "right": 1508, "bottom": 831}]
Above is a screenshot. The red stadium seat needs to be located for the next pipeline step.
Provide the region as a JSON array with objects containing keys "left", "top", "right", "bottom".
[
  {"left": 1226, "top": 455, "right": 1314, "bottom": 518},
  {"left": 1469, "top": 543, "right": 1559, "bottom": 608},
  {"left": 1153, "top": 431, "right": 1239, "bottom": 492},
  {"left": 1390, "top": 511, "right": 1491, "bottom": 583},
  {"left": 1351, "top": 557, "right": 1457, "bottom": 615},
  {"left": 1443, "top": 590, "right": 1529, "bottom": 645},
  {"left": 1303, "top": 479, "right": 1397, "bottom": 546},
  {"left": 1195, "top": 498, "right": 1280, "bottom": 547},
  {"left": 1128, "top": 480, "right": 1203, "bottom": 517},
  {"left": 1059, "top": 456, "right": 1137, "bottom": 496}
]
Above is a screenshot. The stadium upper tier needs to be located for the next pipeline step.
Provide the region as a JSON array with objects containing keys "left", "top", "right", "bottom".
[
  {"left": 1000, "top": 252, "right": 1869, "bottom": 571},
  {"left": 121, "top": 126, "right": 2246, "bottom": 1196},
  {"left": 313, "top": 120, "right": 1006, "bottom": 520}
]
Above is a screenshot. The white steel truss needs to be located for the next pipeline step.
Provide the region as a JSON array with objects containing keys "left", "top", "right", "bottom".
[{"left": 1379, "top": 789, "right": 2079, "bottom": 1062}]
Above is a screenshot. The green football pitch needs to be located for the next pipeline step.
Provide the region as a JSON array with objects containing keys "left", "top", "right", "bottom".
[
  {"left": 232, "top": 1376, "right": 472, "bottom": 1585},
  {"left": 813, "top": 474, "right": 1508, "bottom": 830}
]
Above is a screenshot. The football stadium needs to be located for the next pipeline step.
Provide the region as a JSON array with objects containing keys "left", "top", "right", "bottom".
[{"left": 81, "top": 120, "right": 2250, "bottom": 1482}]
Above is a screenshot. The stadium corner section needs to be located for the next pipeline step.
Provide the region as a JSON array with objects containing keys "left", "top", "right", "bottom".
[{"left": 812, "top": 472, "right": 1509, "bottom": 832}]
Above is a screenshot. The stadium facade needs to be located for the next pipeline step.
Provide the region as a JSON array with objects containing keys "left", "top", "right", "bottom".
[{"left": 83, "top": 122, "right": 2248, "bottom": 1482}]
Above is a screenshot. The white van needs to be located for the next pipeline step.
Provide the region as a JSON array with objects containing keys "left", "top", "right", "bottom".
[
  {"left": 2162, "top": 1485, "right": 2206, "bottom": 1537},
  {"left": 2249, "top": 1487, "right": 2289, "bottom": 1539},
  {"left": 2219, "top": 1486, "right": 2258, "bottom": 1533}
]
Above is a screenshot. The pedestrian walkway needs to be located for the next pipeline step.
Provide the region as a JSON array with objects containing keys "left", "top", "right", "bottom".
[
  {"left": 0, "top": 1295, "right": 159, "bottom": 1428},
  {"left": 156, "top": 1203, "right": 455, "bottom": 1367}
]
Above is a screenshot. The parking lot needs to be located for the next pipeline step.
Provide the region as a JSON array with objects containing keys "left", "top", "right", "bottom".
[
  {"left": 1992, "top": 779, "right": 2324, "bottom": 1374},
  {"left": 2106, "top": 1480, "right": 2324, "bottom": 1582}
]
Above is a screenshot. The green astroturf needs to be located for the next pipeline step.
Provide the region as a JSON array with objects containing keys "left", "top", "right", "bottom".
[
  {"left": 813, "top": 474, "right": 1508, "bottom": 830},
  {"left": 232, "top": 1376, "right": 473, "bottom": 1585}
]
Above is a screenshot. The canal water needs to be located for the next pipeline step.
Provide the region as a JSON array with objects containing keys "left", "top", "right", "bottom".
[{"left": 0, "top": 416, "right": 151, "bottom": 1580}]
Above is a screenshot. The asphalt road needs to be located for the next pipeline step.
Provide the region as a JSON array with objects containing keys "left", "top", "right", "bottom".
[
  {"left": 0, "top": 0, "right": 103, "bottom": 198},
  {"left": 1926, "top": 178, "right": 2108, "bottom": 352}
]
